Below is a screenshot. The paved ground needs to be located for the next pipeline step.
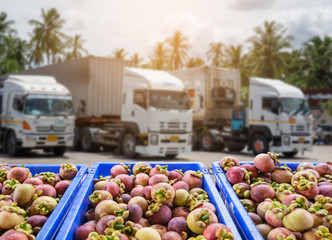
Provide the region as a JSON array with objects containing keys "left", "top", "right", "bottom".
[{"left": 0, "top": 145, "right": 330, "bottom": 168}]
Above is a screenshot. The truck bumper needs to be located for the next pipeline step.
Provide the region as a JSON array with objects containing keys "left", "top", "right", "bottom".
[
  {"left": 271, "top": 135, "right": 313, "bottom": 152},
  {"left": 21, "top": 134, "right": 74, "bottom": 148},
  {"left": 136, "top": 133, "right": 192, "bottom": 156}
]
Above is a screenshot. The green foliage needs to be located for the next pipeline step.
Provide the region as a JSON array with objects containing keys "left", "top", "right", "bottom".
[
  {"left": 186, "top": 57, "right": 205, "bottom": 68},
  {"left": 322, "top": 98, "right": 332, "bottom": 116},
  {"left": 240, "top": 86, "right": 249, "bottom": 106},
  {"left": 166, "top": 31, "right": 191, "bottom": 70}
]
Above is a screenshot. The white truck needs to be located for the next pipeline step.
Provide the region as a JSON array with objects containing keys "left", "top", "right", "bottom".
[
  {"left": 0, "top": 75, "right": 75, "bottom": 156},
  {"left": 225, "top": 77, "right": 313, "bottom": 156},
  {"left": 13, "top": 56, "right": 192, "bottom": 158}
]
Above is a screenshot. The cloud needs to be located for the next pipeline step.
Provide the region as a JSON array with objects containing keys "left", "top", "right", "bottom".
[
  {"left": 269, "top": 7, "right": 332, "bottom": 48},
  {"left": 230, "top": 0, "right": 276, "bottom": 10}
]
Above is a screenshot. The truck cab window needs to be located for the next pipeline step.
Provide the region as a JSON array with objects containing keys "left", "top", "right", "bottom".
[
  {"left": 13, "top": 95, "right": 24, "bottom": 112},
  {"left": 0, "top": 94, "right": 2, "bottom": 114},
  {"left": 262, "top": 97, "right": 279, "bottom": 114},
  {"left": 134, "top": 90, "right": 147, "bottom": 109}
]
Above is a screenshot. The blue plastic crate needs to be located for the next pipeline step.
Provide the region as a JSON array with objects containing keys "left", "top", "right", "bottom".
[
  {"left": 212, "top": 161, "right": 318, "bottom": 240},
  {"left": 56, "top": 162, "right": 242, "bottom": 240},
  {"left": 5, "top": 164, "right": 88, "bottom": 240}
]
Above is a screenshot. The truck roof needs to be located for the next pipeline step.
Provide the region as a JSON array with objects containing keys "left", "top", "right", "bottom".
[
  {"left": 124, "top": 67, "right": 185, "bottom": 91},
  {"left": 4, "top": 75, "right": 70, "bottom": 94},
  {"left": 250, "top": 77, "right": 304, "bottom": 98}
]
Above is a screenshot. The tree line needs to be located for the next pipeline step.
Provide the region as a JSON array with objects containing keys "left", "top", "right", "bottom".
[{"left": 1, "top": 8, "right": 332, "bottom": 92}]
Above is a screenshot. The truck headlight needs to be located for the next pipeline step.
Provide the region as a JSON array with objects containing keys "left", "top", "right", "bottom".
[
  {"left": 284, "top": 136, "right": 290, "bottom": 146},
  {"left": 150, "top": 134, "right": 158, "bottom": 145},
  {"left": 26, "top": 136, "right": 37, "bottom": 141},
  {"left": 188, "top": 134, "right": 192, "bottom": 145}
]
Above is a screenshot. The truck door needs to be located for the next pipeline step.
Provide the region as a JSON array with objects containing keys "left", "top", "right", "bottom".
[
  {"left": 4, "top": 92, "right": 24, "bottom": 133},
  {"left": 132, "top": 90, "right": 148, "bottom": 133},
  {"left": 261, "top": 97, "right": 279, "bottom": 135}
]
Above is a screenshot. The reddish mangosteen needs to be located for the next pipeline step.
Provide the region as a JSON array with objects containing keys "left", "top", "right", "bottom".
[
  {"left": 150, "top": 224, "right": 167, "bottom": 237},
  {"left": 36, "top": 172, "right": 58, "bottom": 186},
  {"left": 128, "top": 196, "right": 149, "bottom": 212},
  {"left": 265, "top": 201, "right": 286, "bottom": 228},
  {"left": 75, "top": 224, "right": 96, "bottom": 240},
  {"left": 149, "top": 165, "right": 169, "bottom": 177},
  {"left": 132, "top": 162, "right": 152, "bottom": 175},
  {"left": 134, "top": 173, "right": 150, "bottom": 186},
  {"left": 29, "top": 196, "right": 58, "bottom": 216},
  {"left": 127, "top": 203, "right": 143, "bottom": 223},
  {"left": 93, "top": 180, "right": 108, "bottom": 191},
  {"left": 195, "top": 202, "right": 216, "bottom": 214},
  {"left": 187, "top": 208, "right": 218, "bottom": 234},
  {"left": 84, "top": 220, "right": 97, "bottom": 227},
  {"left": 266, "top": 227, "right": 296, "bottom": 240},
  {"left": 151, "top": 183, "right": 175, "bottom": 204},
  {"left": 148, "top": 174, "right": 169, "bottom": 186},
  {"left": 303, "top": 169, "right": 320, "bottom": 179},
  {"left": 0, "top": 195, "right": 13, "bottom": 208},
  {"left": 172, "top": 206, "right": 190, "bottom": 219},
  {"left": 7, "top": 166, "right": 30, "bottom": 183},
  {"left": 85, "top": 208, "right": 95, "bottom": 221},
  {"left": 104, "top": 180, "right": 123, "bottom": 198},
  {"left": 168, "top": 170, "right": 183, "bottom": 181},
  {"left": 130, "top": 185, "right": 144, "bottom": 197},
  {"left": 0, "top": 230, "right": 30, "bottom": 240},
  {"left": 257, "top": 199, "right": 273, "bottom": 220},
  {"left": 145, "top": 203, "right": 172, "bottom": 225},
  {"left": 250, "top": 183, "right": 275, "bottom": 203},
  {"left": 241, "top": 164, "right": 258, "bottom": 179},
  {"left": 248, "top": 212, "right": 263, "bottom": 225},
  {"left": 23, "top": 177, "right": 43, "bottom": 186},
  {"left": 142, "top": 186, "right": 152, "bottom": 200},
  {"left": 55, "top": 180, "right": 71, "bottom": 196},
  {"left": 203, "top": 223, "right": 234, "bottom": 240},
  {"left": 96, "top": 215, "right": 116, "bottom": 234},
  {"left": 115, "top": 174, "right": 134, "bottom": 192},
  {"left": 167, "top": 217, "right": 189, "bottom": 234},
  {"left": 12, "top": 183, "right": 35, "bottom": 207},
  {"left": 226, "top": 167, "right": 251, "bottom": 185},
  {"left": 161, "top": 231, "right": 182, "bottom": 240},
  {"left": 257, "top": 172, "right": 272, "bottom": 184},
  {"left": 119, "top": 193, "right": 132, "bottom": 204},
  {"left": 182, "top": 171, "right": 204, "bottom": 190},
  {"left": 314, "top": 162, "right": 332, "bottom": 176},
  {"left": 271, "top": 165, "right": 293, "bottom": 183},
  {"left": 110, "top": 163, "right": 131, "bottom": 177},
  {"left": 256, "top": 224, "right": 273, "bottom": 239},
  {"left": 275, "top": 183, "right": 295, "bottom": 202},
  {"left": 297, "top": 162, "right": 315, "bottom": 171},
  {"left": 94, "top": 200, "right": 120, "bottom": 220},
  {"left": 172, "top": 181, "right": 190, "bottom": 191},
  {"left": 291, "top": 171, "right": 319, "bottom": 200},
  {"left": 138, "top": 218, "right": 150, "bottom": 227},
  {"left": 89, "top": 190, "right": 113, "bottom": 207},
  {"left": 26, "top": 215, "right": 48, "bottom": 234},
  {"left": 2, "top": 178, "right": 19, "bottom": 195},
  {"left": 219, "top": 156, "right": 240, "bottom": 171},
  {"left": 253, "top": 152, "right": 280, "bottom": 173},
  {"left": 240, "top": 199, "right": 256, "bottom": 213},
  {"left": 35, "top": 184, "right": 57, "bottom": 198},
  {"left": 282, "top": 194, "right": 309, "bottom": 208},
  {"left": 59, "top": 164, "right": 78, "bottom": 180},
  {"left": 319, "top": 184, "right": 332, "bottom": 198},
  {"left": 232, "top": 182, "right": 250, "bottom": 199}
]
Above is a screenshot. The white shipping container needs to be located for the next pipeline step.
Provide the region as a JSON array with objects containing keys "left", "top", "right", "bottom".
[
  {"left": 14, "top": 56, "right": 124, "bottom": 118},
  {"left": 171, "top": 66, "right": 241, "bottom": 122}
]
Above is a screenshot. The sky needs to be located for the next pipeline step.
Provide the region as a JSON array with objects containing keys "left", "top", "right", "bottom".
[{"left": 1, "top": 0, "right": 332, "bottom": 62}]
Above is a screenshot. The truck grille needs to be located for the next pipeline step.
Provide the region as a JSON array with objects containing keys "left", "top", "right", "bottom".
[
  {"left": 291, "top": 125, "right": 310, "bottom": 136},
  {"left": 160, "top": 121, "right": 187, "bottom": 133},
  {"left": 36, "top": 126, "right": 66, "bottom": 133}
]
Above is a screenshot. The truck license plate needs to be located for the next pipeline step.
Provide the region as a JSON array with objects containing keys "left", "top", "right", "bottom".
[
  {"left": 298, "top": 137, "right": 305, "bottom": 143},
  {"left": 170, "top": 136, "right": 180, "bottom": 142},
  {"left": 47, "top": 136, "right": 58, "bottom": 142}
]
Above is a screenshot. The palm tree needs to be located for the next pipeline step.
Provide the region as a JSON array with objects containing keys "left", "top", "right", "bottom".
[
  {"left": 166, "top": 31, "right": 191, "bottom": 70},
  {"left": 207, "top": 42, "right": 224, "bottom": 67},
  {"left": 112, "top": 48, "right": 127, "bottom": 60},
  {"left": 66, "top": 34, "right": 88, "bottom": 60},
  {"left": 151, "top": 42, "right": 169, "bottom": 70},
  {"left": 247, "top": 20, "right": 293, "bottom": 78},
  {"left": 29, "top": 8, "right": 66, "bottom": 65},
  {"left": 186, "top": 57, "right": 205, "bottom": 68},
  {"left": 225, "top": 44, "right": 243, "bottom": 70},
  {"left": 131, "top": 53, "right": 143, "bottom": 67}
]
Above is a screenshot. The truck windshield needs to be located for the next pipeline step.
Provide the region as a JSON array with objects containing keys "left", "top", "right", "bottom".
[
  {"left": 280, "top": 98, "right": 310, "bottom": 115},
  {"left": 24, "top": 95, "right": 74, "bottom": 117},
  {"left": 149, "top": 90, "right": 191, "bottom": 110}
]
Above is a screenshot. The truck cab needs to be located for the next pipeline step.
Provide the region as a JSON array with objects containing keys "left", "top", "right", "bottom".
[
  {"left": 120, "top": 68, "right": 193, "bottom": 158},
  {"left": 247, "top": 77, "right": 313, "bottom": 156},
  {"left": 0, "top": 75, "right": 75, "bottom": 156}
]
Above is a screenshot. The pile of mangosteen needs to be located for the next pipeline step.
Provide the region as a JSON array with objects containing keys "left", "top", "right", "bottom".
[
  {"left": 0, "top": 163, "right": 78, "bottom": 239},
  {"left": 75, "top": 163, "right": 234, "bottom": 240},
  {"left": 221, "top": 152, "right": 332, "bottom": 240}
]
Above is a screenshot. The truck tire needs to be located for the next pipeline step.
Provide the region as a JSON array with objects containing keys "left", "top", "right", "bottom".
[
  {"left": 200, "top": 130, "right": 216, "bottom": 151},
  {"left": 226, "top": 143, "right": 245, "bottom": 152},
  {"left": 192, "top": 130, "right": 200, "bottom": 150},
  {"left": 6, "top": 132, "right": 20, "bottom": 156},
  {"left": 282, "top": 151, "right": 298, "bottom": 157},
  {"left": 53, "top": 147, "right": 67, "bottom": 156},
  {"left": 80, "top": 128, "right": 98, "bottom": 152},
  {"left": 324, "top": 136, "right": 331, "bottom": 145},
  {"left": 251, "top": 134, "right": 269, "bottom": 155},
  {"left": 122, "top": 132, "right": 137, "bottom": 158},
  {"left": 165, "top": 154, "right": 178, "bottom": 159}
]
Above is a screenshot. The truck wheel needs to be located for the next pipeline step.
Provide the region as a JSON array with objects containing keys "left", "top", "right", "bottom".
[
  {"left": 80, "top": 128, "right": 97, "bottom": 152},
  {"left": 192, "top": 130, "right": 200, "bottom": 150},
  {"left": 122, "top": 133, "right": 137, "bottom": 158},
  {"left": 200, "top": 130, "right": 216, "bottom": 151},
  {"left": 165, "top": 154, "right": 178, "bottom": 159},
  {"left": 6, "top": 132, "right": 20, "bottom": 156},
  {"left": 282, "top": 151, "right": 298, "bottom": 157},
  {"left": 73, "top": 127, "right": 81, "bottom": 150},
  {"left": 251, "top": 134, "right": 268, "bottom": 155},
  {"left": 324, "top": 136, "right": 331, "bottom": 145},
  {"left": 53, "top": 147, "right": 67, "bottom": 156}
]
